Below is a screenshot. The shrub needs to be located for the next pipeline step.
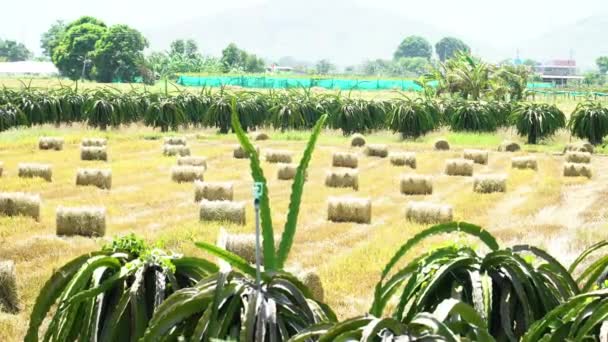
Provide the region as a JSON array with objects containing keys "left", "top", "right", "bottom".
[
  {"left": 449, "top": 100, "right": 497, "bottom": 132},
  {"left": 387, "top": 96, "right": 439, "bottom": 138},
  {"left": 25, "top": 235, "right": 217, "bottom": 342},
  {"left": 511, "top": 102, "right": 566, "bottom": 144},
  {"left": 145, "top": 97, "right": 186, "bottom": 132},
  {"left": 568, "top": 100, "right": 608, "bottom": 145},
  {"left": 0, "top": 102, "right": 26, "bottom": 132}
]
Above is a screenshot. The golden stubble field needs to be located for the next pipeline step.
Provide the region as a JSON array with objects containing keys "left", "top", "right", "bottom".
[{"left": 1, "top": 126, "right": 608, "bottom": 341}]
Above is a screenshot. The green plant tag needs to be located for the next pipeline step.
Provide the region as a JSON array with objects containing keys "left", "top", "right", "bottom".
[{"left": 253, "top": 182, "right": 264, "bottom": 200}]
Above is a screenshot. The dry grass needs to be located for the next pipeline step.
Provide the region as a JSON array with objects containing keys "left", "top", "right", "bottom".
[{"left": 1, "top": 125, "right": 608, "bottom": 340}]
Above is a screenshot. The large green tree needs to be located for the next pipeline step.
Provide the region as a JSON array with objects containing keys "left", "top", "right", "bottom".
[
  {"left": 220, "top": 43, "right": 264, "bottom": 72},
  {"left": 315, "top": 59, "right": 334, "bottom": 74},
  {"left": 394, "top": 36, "right": 432, "bottom": 60},
  {"left": 91, "top": 24, "right": 148, "bottom": 82},
  {"left": 0, "top": 39, "right": 32, "bottom": 61},
  {"left": 52, "top": 17, "right": 107, "bottom": 80},
  {"left": 597, "top": 56, "right": 608, "bottom": 74},
  {"left": 435, "top": 37, "right": 470, "bottom": 62},
  {"left": 40, "top": 20, "right": 66, "bottom": 58}
]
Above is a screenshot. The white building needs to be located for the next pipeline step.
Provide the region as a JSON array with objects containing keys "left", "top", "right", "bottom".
[{"left": 0, "top": 61, "right": 59, "bottom": 76}]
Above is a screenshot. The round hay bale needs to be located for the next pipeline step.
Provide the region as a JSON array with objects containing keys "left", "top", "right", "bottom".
[
  {"left": 565, "top": 152, "right": 591, "bottom": 164},
  {"left": 287, "top": 266, "right": 324, "bottom": 302},
  {"left": 445, "top": 159, "right": 474, "bottom": 176},
  {"left": 177, "top": 156, "right": 208, "bottom": 168},
  {"left": 171, "top": 166, "right": 205, "bottom": 183},
  {"left": 327, "top": 196, "right": 371, "bottom": 224},
  {"left": 0, "top": 260, "right": 20, "bottom": 314},
  {"left": 390, "top": 152, "right": 416, "bottom": 168},
  {"left": 265, "top": 149, "right": 293, "bottom": 163},
  {"left": 564, "top": 143, "right": 594, "bottom": 154},
  {"left": 219, "top": 232, "right": 280, "bottom": 264},
  {"left": 194, "top": 181, "right": 234, "bottom": 202},
  {"left": 400, "top": 174, "right": 433, "bottom": 195},
  {"left": 325, "top": 169, "right": 359, "bottom": 190},
  {"left": 463, "top": 149, "right": 489, "bottom": 165},
  {"left": 0, "top": 161, "right": 3, "bottom": 177},
  {"left": 252, "top": 132, "right": 269, "bottom": 141},
  {"left": 332, "top": 152, "right": 358, "bottom": 169},
  {"left": 81, "top": 146, "right": 108, "bottom": 161},
  {"left": 163, "top": 136, "right": 187, "bottom": 146},
  {"left": 81, "top": 138, "right": 107, "bottom": 147},
  {"left": 233, "top": 145, "right": 260, "bottom": 159},
  {"left": 200, "top": 200, "right": 246, "bottom": 225},
  {"left": 0, "top": 192, "right": 41, "bottom": 221},
  {"left": 163, "top": 145, "right": 190, "bottom": 157},
  {"left": 473, "top": 174, "right": 507, "bottom": 193},
  {"left": 18, "top": 163, "right": 52, "bottom": 182},
  {"left": 56, "top": 206, "right": 106, "bottom": 237},
  {"left": 75, "top": 168, "right": 112, "bottom": 190},
  {"left": 434, "top": 139, "right": 450, "bottom": 151},
  {"left": 365, "top": 144, "right": 388, "bottom": 158},
  {"left": 563, "top": 163, "right": 592, "bottom": 179},
  {"left": 406, "top": 201, "right": 453, "bottom": 224},
  {"left": 38, "top": 137, "right": 64, "bottom": 151},
  {"left": 277, "top": 163, "right": 306, "bottom": 181},
  {"left": 350, "top": 133, "right": 366, "bottom": 147},
  {"left": 511, "top": 156, "right": 538, "bottom": 171},
  {"left": 498, "top": 141, "right": 521, "bottom": 152}
]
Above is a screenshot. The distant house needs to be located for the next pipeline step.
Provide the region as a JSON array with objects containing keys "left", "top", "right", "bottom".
[
  {"left": 266, "top": 64, "right": 294, "bottom": 73},
  {"left": 533, "top": 59, "right": 583, "bottom": 86},
  {"left": 0, "top": 61, "right": 59, "bottom": 76}
]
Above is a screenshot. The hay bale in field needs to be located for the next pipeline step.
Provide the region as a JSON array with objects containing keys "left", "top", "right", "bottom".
[
  {"left": 350, "top": 133, "right": 366, "bottom": 147},
  {"left": 365, "top": 144, "right": 388, "bottom": 158},
  {"left": 463, "top": 149, "right": 489, "bottom": 165},
  {"left": 18, "top": 163, "right": 52, "bottom": 182},
  {"left": 171, "top": 166, "right": 205, "bottom": 183},
  {"left": 406, "top": 201, "right": 453, "bottom": 224},
  {"left": 445, "top": 159, "right": 474, "bottom": 176},
  {"left": 233, "top": 145, "right": 260, "bottom": 159},
  {"left": 163, "top": 145, "right": 190, "bottom": 157},
  {"left": 434, "top": 139, "right": 450, "bottom": 151},
  {"left": 287, "top": 266, "right": 324, "bottom": 302},
  {"left": 400, "top": 174, "right": 433, "bottom": 195},
  {"left": 564, "top": 143, "right": 594, "bottom": 154},
  {"left": 164, "top": 136, "right": 187, "bottom": 145},
  {"left": 563, "top": 163, "right": 592, "bottom": 179},
  {"left": 76, "top": 168, "right": 112, "bottom": 190},
  {"left": 498, "top": 141, "right": 521, "bottom": 152},
  {"left": 220, "top": 232, "right": 280, "bottom": 264},
  {"left": 56, "top": 206, "right": 106, "bottom": 237},
  {"left": 38, "top": 137, "right": 64, "bottom": 151},
  {"left": 277, "top": 163, "right": 307, "bottom": 181},
  {"left": 177, "top": 156, "right": 208, "bottom": 168},
  {"left": 473, "top": 174, "right": 507, "bottom": 193},
  {"left": 390, "top": 152, "right": 416, "bottom": 168},
  {"left": 325, "top": 169, "right": 359, "bottom": 190},
  {"left": 327, "top": 196, "right": 371, "bottom": 224},
  {"left": 252, "top": 132, "right": 269, "bottom": 141},
  {"left": 194, "top": 181, "right": 234, "bottom": 202},
  {"left": 200, "top": 200, "right": 246, "bottom": 225},
  {"left": 332, "top": 152, "right": 358, "bottom": 169},
  {"left": 511, "top": 156, "right": 538, "bottom": 171},
  {"left": 565, "top": 152, "right": 591, "bottom": 164},
  {"left": 265, "top": 149, "right": 293, "bottom": 163},
  {"left": 0, "top": 260, "right": 20, "bottom": 314},
  {"left": 0, "top": 162, "right": 3, "bottom": 177},
  {"left": 81, "top": 138, "right": 107, "bottom": 147},
  {"left": 81, "top": 146, "right": 108, "bottom": 161},
  {"left": 0, "top": 192, "right": 41, "bottom": 221}
]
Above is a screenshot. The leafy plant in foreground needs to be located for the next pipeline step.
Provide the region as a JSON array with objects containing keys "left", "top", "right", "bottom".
[
  {"left": 25, "top": 234, "right": 218, "bottom": 342},
  {"left": 568, "top": 100, "right": 608, "bottom": 145},
  {"left": 511, "top": 102, "right": 566, "bottom": 144},
  {"left": 141, "top": 98, "right": 335, "bottom": 340}
]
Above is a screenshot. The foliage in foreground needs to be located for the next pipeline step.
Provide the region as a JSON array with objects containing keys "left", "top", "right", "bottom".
[
  {"left": 25, "top": 235, "right": 218, "bottom": 342},
  {"left": 511, "top": 102, "right": 566, "bottom": 144},
  {"left": 568, "top": 100, "right": 608, "bottom": 145}
]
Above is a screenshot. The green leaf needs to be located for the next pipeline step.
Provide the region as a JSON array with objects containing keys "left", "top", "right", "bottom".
[{"left": 194, "top": 241, "right": 261, "bottom": 280}]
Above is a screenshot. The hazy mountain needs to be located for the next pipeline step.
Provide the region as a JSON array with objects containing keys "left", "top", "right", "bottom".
[
  {"left": 143, "top": 0, "right": 501, "bottom": 67},
  {"left": 517, "top": 13, "right": 608, "bottom": 70}
]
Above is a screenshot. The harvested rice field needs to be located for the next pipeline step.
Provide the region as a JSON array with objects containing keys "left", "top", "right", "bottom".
[{"left": 1, "top": 125, "right": 608, "bottom": 340}]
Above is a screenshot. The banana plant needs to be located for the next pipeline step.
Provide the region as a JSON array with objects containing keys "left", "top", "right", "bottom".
[
  {"left": 25, "top": 235, "right": 218, "bottom": 342},
  {"left": 371, "top": 222, "right": 579, "bottom": 342},
  {"left": 141, "top": 98, "right": 335, "bottom": 340}
]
